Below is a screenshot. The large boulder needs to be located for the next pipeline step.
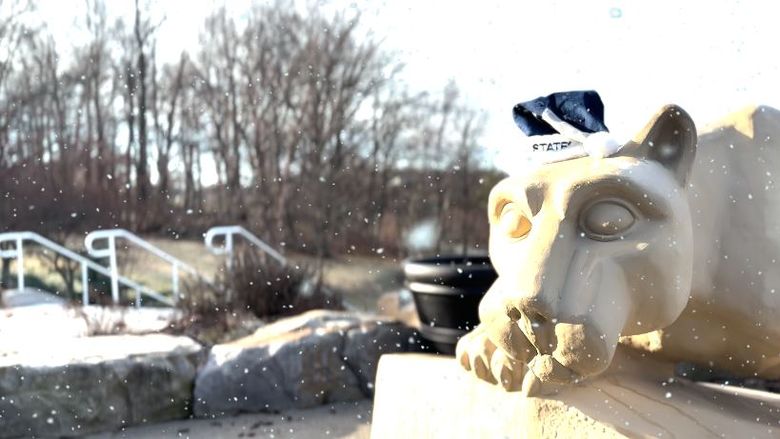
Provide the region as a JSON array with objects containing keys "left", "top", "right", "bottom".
[
  {"left": 0, "top": 334, "right": 204, "bottom": 438},
  {"left": 193, "top": 310, "right": 421, "bottom": 417}
]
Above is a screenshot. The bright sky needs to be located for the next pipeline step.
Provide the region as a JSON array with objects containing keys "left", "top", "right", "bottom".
[{"left": 33, "top": 0, "right": 780, "bottom": 169}]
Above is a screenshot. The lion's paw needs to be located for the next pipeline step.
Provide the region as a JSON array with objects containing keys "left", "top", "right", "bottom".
[{"left": 455, "top": 325, "right": 525, "bottom": 391}]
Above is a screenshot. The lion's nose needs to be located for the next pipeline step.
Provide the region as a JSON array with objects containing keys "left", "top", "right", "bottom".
[
  {"left": 479, "top": 282, "right": 560, "bottom": 327},
  {"left": 516, "top": 293, "right": 559, "bottom": 324}
]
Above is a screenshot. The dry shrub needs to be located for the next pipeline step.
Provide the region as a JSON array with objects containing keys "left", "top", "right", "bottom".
[
  {"left": 174, "top": 247, "right": 342, "bottom": 344},
  {"left": 230, "top": 251, "right": 341, "bottom": 316}
]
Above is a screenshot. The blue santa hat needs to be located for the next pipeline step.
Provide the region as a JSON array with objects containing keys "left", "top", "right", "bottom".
[
  {"left": 511, "top": 90, "right": 622, "bottom": 164},
  {"left": 513, "top": 90, "right": 609, "bottom": 136}
]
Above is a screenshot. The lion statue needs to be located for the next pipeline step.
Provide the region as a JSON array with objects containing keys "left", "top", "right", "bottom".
[{"left": 456, "top": 104, "right": 780, "bottom": 394}]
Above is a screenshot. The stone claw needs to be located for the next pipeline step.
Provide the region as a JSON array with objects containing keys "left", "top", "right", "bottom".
[
  {"left": 490, "top": 349, "right": 525, "bottom": 391},
  {"left": 456, "top": 324, "right": 525, "bottom": 390}
]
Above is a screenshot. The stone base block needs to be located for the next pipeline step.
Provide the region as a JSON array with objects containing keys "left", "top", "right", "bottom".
[{"left": 371, "top": 353, "right": 780, "bottom": 438}]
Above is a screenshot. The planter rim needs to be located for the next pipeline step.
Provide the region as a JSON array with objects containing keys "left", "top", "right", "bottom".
[
  {"left": 403, "top": 255, "right": 492, "bottom": 267},
  {"left": 403, "top": 255, "right": 496, "bottom": 285},
  {"left": 417, "top": 324, "right": 466, "bottom": 342},
  {"left": 406, "top": 282, "right": 489, "bottom": 296}
]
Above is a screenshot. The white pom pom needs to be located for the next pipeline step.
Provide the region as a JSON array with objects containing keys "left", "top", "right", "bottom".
[{"left": 583, "top": 132, "right": 622, "bottom": 159}]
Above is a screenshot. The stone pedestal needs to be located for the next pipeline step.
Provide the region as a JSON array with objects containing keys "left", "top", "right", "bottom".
[{"left": 370, "top": 351, "right": 780, "bottom": 438}]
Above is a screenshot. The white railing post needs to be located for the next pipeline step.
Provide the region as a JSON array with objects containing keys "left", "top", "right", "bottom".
[
  {"left": 204, "top": 225, "right": 286, "bottom": 266},
  {"left": 204, "top": 225, "right": 287, "bottom": 307},
  {"left": 84, "top": 229, "right": 202, "bottom": 307},
  {"left": 81, "top": 262, "right": 89, "bottom": 306},
  {"left": 225, "top": 233, "right": 234, "bottom": 273},
  {"left": 172, "top": 262, "right": 179, "bottom": 304},
  {"left": 15, "top": 237, "right": 24, "bottom": 291},
  {"left": 224, "top": 232, "right": 234, "bottom": 304},
  {"left": 108, "top": 235, "right": 119, "bottom": 304},
  {"left": 1, "top": 231, "right": 174, "bottom": 307}
]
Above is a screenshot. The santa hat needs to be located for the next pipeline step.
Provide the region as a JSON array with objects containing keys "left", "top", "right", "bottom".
[{"left": 511, "top": 90, "right": 623, "bottom": 165}]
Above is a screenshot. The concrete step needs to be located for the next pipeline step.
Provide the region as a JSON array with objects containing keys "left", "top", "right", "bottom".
[{"left": 2, "top": 288, "right": 67, "bottom": 308}]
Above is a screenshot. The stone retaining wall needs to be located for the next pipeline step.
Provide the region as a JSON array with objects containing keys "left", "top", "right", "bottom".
[{"left": 0, "top": 335, "right": 204, "bottom": 438}]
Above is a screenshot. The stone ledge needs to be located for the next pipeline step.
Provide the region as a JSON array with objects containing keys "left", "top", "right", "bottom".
[{"left": 370, "top": 352, "right": 780, "bottom": 438}]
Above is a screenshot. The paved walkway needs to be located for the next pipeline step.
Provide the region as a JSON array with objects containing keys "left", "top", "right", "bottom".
[{"left": 86, "top": 400, "right": 372, "bottom": 439}]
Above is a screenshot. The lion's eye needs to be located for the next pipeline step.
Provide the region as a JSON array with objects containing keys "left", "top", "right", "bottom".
[
  {"left": 580, "top": 200, "right": 635, "bottom": 240},
  {"left": 498, "top": 202, "right": 531, "bottom": 239}
]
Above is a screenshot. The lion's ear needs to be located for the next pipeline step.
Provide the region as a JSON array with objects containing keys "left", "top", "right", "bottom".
[{"left": 620, "top": 105, "right": 697, "bottom": 185}]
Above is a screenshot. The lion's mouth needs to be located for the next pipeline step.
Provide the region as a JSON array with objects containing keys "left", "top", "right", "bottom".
[
  {"left": 518, "top": 322, "right": 582, "bottom": 386},
  {"left": 514, "top": 314, "right": 611, "bottom": 387}
]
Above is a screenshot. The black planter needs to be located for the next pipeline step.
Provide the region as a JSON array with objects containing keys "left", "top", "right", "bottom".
[{"left": 403, "top": 255, "right": 497, "bottom": 355}]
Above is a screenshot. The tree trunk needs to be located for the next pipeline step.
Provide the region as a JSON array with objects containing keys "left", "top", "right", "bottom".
[{"left": 134, "top": 0, "right": 150, "bottom": 204}]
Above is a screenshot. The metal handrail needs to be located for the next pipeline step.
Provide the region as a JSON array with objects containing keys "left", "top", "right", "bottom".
[
  {"left": 204, "top": 225, "right": 286, "bottom": 271},
  {"left": 0, "top": 231, "right": 172, "bottom": 307},
  {"left": 84, "top": 229, "right": 200, "bottom": 304}
]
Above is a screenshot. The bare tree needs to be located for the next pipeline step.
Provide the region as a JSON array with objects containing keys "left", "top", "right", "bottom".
[{"left": 0, "top": 0, "right": 496, "bottom": 260}]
